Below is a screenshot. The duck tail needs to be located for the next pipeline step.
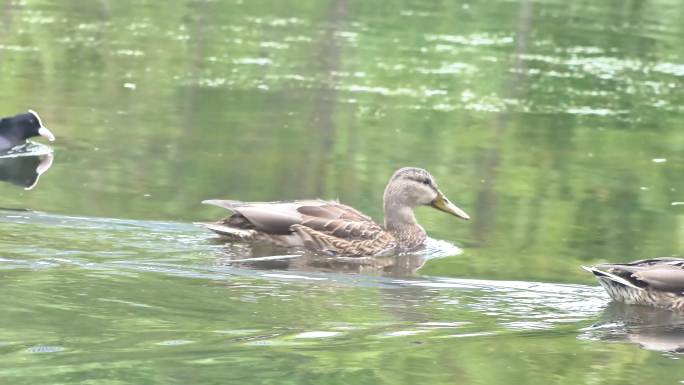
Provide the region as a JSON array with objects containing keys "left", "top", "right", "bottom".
[
  {"left": 200, "top": 222, "right": 258, "bottom": 240},
  {"left": 581, "top": 265, "right": 642, "bottom": 290},
  {"left": 202, "top": 199, "right": 245, "bottom": 211}
]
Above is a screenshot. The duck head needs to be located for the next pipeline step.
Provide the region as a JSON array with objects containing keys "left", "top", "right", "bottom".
[{"left": 383, "top": 167, "right": 470, "bottom": 230}]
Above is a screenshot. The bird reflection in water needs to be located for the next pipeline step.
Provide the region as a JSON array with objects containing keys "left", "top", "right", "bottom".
[
  {"left": 582, "top": 302, "right": 684, "bottom": 353},
  {"left": 212, "top": 240, "right": 429, "bottom": 277},
  {"left": 0, "top": 152, "right": 54, "bottom": 190}
]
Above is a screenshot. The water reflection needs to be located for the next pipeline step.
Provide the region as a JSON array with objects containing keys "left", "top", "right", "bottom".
[
  {"left": 210, "top": 238, "right": 429, "bottom": 276},
  {"left": 0, "top": 152, "right": 53, "bottom": 190},
  {"left": 215, "top": 251, "right": 428, "bottom": 277},
  {"left": 582, "top": 302, "right": 684, "bottom": 353},
  {"left": 208, "top": 236, "right": 462, "bottom": 277}
]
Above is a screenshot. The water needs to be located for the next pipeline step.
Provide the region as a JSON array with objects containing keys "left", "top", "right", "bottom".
[{"left": 1, "top": 0, "right": 683, "bottom": 383}]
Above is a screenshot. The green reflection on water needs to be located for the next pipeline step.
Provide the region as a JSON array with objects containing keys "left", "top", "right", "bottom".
[{"left": 1, "top": 0, "right": 683, "bottom": 383}]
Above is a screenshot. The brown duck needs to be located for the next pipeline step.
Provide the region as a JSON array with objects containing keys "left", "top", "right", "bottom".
[
  {"left": 583, "top": 258, "right": 684, "bottom": 311},
  {"left": 202, "top": 167, "right": 470, "bottom": 257}
]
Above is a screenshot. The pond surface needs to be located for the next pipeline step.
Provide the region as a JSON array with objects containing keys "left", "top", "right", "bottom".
[{"left": 1, "top": 0, "right": 684, "bottom": 383}]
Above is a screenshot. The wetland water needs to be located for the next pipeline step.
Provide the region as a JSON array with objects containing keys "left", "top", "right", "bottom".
[{"left": 1, "top": 0, "right": 683, "bottom": 383}]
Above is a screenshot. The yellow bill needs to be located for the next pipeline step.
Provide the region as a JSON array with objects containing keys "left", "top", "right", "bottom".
[{"left": 431, "top": 190, "right": 470, "bottom": 220}]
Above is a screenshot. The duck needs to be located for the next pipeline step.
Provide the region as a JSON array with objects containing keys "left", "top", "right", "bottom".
[
  {"left": 202, "top": 167, "right": 470, "bottom": 257},
  {"left": 0, "top": 110, "right": 55, "bottom": 152},
  {"left": 583, "top": 258, "right": 684, "bottom": 311}
]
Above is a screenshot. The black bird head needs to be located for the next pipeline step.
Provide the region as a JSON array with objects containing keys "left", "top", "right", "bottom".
[
  {"left": 21, "top": 110, "right": 55, "bottom": 141},
  {"left": 0, "top": 110, "right": 55, "bottom": 144}
]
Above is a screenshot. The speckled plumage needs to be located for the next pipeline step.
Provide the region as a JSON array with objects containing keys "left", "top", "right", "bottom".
[
  {"left": 584, "top": 258, "right": 684, "bottom": 311},
  {"left": 202, "top": 167, "right": 470, "bottom": 257}
]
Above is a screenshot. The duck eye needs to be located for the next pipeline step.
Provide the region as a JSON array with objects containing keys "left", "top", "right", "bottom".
[{"left": 422, "top": 179, "right": 430, "bottom": 185}]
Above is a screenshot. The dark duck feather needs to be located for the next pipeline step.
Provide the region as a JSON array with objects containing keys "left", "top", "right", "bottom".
[
  {"left": 202, "top": 167, "right": 470, "bottom": 257},
  {"left": 583, "top": 258, "right": 684, "bottom": 311}
]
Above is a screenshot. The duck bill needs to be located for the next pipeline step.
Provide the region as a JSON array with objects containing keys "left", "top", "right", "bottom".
[
  {"left": 38, "top": 126, "right": 55, "bottom": 142},
  {"left": 431, "top": 190, "right": 470, "bottom": 220},
  {"left": 28, "top": 110, "right": 55, "bottom": 141}
]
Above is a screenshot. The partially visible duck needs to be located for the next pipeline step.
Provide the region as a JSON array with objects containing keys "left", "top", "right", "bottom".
[
  {"left": 583, "top": 258, "right": 684, "bottom": 311},
  {"left": 0, "top": 110, "right": 55, "bottom": 152},
  {"left": 202, "top": 167, "right": 470, "bottom": 257}
]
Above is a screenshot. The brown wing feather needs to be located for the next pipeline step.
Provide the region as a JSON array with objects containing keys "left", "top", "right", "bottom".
[
  {"left": 296, "top": 202, "right": 377, "bottom": 237},
  {"left": 205, "top": 199, "right": 327, "bottom": 235},
  {"left": 204, "top": 199, "right": 396, "bottom": 256},
  {"left": 291, "top": 224, "right": 396, "bottom": 257},
  {"left": 297, "top": 202, "right": 373, "bottom": 222},
  {"left": 293, "top": 202, "right": 396, "bottom": 256}
]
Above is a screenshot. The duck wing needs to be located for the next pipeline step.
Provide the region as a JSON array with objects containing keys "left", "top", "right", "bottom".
[
  {"left": 632, "top": 268, "right": 684, "bottom": 292},
  {"left": 594, "top": 258, "right": 684, "bottom": 293},
  {"left": 203, "top": 199, "right": 395, "bottom": 256},
  {"left": 202, "top": 199, "right": 379, "bottom": 235},
  {"left": 202, "top": 199, "right": 324, "bottom": 234}
]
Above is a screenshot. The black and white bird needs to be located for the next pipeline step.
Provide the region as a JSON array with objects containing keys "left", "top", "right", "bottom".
[{"left": 0, "top": 110, "right": 55, "bottom": 152}]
